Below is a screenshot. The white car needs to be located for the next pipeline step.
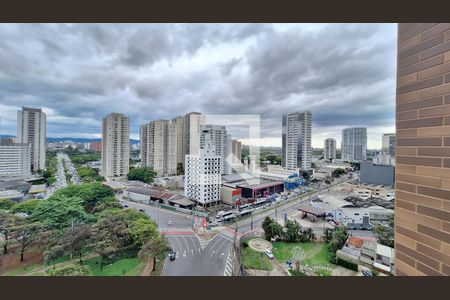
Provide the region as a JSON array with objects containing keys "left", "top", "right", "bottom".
[
  {"left": 265, "top": 249, "right": 274, "bottom": 259},
  {"left": 167, "top": 221, "right": 173, "bottom": 226}
]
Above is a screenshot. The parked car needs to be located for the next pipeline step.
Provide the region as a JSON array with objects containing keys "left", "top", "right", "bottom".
[
  {"left": 124, "top": 205, "right": 129, "bottom": 208},
  {"left": 265, "top": 249, "right": 274, "bottom": 259},
  {"left": 139, "top": 209, "right": 145, "bottom": 212},
  {"left": 168, "top": 252, "right": 176, "bottom": 261}
]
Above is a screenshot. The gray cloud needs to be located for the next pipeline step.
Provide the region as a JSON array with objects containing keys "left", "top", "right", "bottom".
[{"left": 0, "top": 24, "right": 397, "bottom": 148}]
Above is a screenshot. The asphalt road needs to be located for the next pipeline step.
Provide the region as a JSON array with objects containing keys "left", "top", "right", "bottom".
[
  {"left": 162, "top": 233, "right": 233, "bottom": 276},
  {"left": 119, "top": 199, "right": 194, "bottom": 231},
  {"left": 119, "top": 198, "right": 234, "bottom": 276}
]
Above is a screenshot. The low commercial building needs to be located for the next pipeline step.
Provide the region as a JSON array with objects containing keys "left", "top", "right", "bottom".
[
  {"left": 360, "top": 161, "right": 395, "bottom": 187},
  {"left": 337, "top": 236, "right": 395, "bottom": 274},
  {"left": 220, "top": 185, "right": 242, "bottom": 206},
  {"left": 236, "top": 180, "right": 284, "bottom": 199},
  {"left": 124, "top": 186, "right": 194, "bottom": 209}
]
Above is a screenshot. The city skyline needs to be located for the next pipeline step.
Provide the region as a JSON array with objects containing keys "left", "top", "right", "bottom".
[{"left": 0, "top": 24, "right": 396, "bottom": 148}]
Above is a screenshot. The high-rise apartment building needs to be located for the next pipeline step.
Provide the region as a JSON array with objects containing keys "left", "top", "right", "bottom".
[
  {"left": 324, "top": 138, "right": 337, "bottom": 160},
  {"left": 185, "top": 128, "right": 221, "bottom": 206},
  {"left": 282, "top": 111, "right": 312, "bottom": 170},
  {"left": 90, "top": 141, "right": 102, "bottom": 152},
  {"left": 183, "top": 112, "right": 203, "bottom": 162},
  {"left": 17, "top": 107, "right": 46, "bottom": 172},
  {"left": 101, "top": 113, "right": 130, "bottom": 181},
  {"left": 200, "top": 125, "right": 229, "bottom": 175},
  {"left": 230, "top": 139, "right": 242, "bottom": 165},
  {"left": 0, "top": 139, "right": 31, "bottom": 177},
  {"left": 168, "top": 116, "right": 184, "bottom": 175},
  {"left": 395, "top": 23, "right": 450, "bottom": 276},
  {"left": 382, "top": 133, "right": 396, "bottom": 156},
  {"left": 140, "top": 119, "right": 169, "bottom": 176},
  {"left": 341, "top": 127, "right": 367, "bottom": 162}
]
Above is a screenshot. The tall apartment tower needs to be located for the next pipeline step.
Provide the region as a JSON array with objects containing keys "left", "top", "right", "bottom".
[
  {"left": 0, "top": 139, "right": 31, "bottom": 177},
  {"left": 140, "top": 119, "right": 169, "bottom": 177},
  {"left": 184, "top": 128, "right": 221, "bottom": 207},
  {"left": 17, "top": 107, "right": 46, "bottom": 172},
  {"left": 168, "top": 116, "right": 184, "bottom": 175},
  {"left": 230, "top": 139, "right": 242, "bottom": 164},
  {"left": 282, "top": 111, "right": 312, "bottom": 170},
  {"left": 382, "top": 133, "right": 396, "bottom": 156},
  {"left": 324, "top": 138, "right": 337, "bottom": 160},
  {"left": 341, "top": 127, "right": 367, "bottom": 162},
  {"left": 200, "top": 125, "right": 229, "bottom": 175},
  {"left": 395, "top": 23, "right": 450, "bottom": 276},
  {"left": 183, "top": 112, "right": 203, "bottom": 162},
  {"left": 101, "top": 113, "right": 130, "bottom": 181}
]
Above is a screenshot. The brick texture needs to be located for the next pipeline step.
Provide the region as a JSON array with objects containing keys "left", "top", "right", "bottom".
[{"left": 396, "top": 23, "right": 450, "bottom": 276}]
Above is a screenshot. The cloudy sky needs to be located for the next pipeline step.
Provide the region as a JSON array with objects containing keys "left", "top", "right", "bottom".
[{"left": 0, "top": 23, "right": 397, "bottom": 148}]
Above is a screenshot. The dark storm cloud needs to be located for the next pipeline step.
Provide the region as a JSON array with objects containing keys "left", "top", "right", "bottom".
[{"left": 0, "top": 24, "right": 396, "bottom": 147}]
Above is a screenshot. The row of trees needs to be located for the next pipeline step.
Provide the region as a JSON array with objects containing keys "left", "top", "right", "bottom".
[
  {"left": 0, "top": 183, "right": 170, "bottom": 274},
  {"left": 261, "top": 217, "right": 315, "bottom": 243}
]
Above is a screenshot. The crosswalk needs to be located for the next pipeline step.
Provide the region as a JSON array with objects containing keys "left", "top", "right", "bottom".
[
  {"left": 159, "top": 227, "right": 194, "bottom": 234},
  {"left": 224, "top": 249, "right": 234, "bottom": 276}
]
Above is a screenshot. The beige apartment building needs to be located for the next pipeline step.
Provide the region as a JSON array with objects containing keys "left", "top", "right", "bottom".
[
  {"left": 101, "top": 113, "right": 130, "bottom": 181},
  {"left": 395, "top": 23, "right": 450, "bottom": 276},
  {"left": 168, "top": 116, "right": 184, "bottom": 175},
  {"left": 141, "top": 119, "right": 169, "bottom": 176},
  {"left": 17, "top": 107, "right": 46, "bottom": 172}
]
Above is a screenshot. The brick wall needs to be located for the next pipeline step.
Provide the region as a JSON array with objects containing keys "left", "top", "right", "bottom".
[{"left": 396, "top": 23, "right": 450, "bottom": 276}]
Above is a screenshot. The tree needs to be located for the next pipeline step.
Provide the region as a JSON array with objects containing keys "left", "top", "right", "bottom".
[
  {"left": 374, "top": 216, "right": 394, "bottom": 248},
  {"left": 284, "top": 219, "right": 301, "bottom": 242},
  {"left": 129, "top": 218, "right": 159, "bottom": 246},
  {"left": 57, "top": 224, "right": 93, "bottom": 264},
  {"left": 262, "top": 217, "right": 282, "bottom": 241},
  {"left": 0, "top": 198, "right": 15, "bottom": 210},
  {"left": 138, "top": 237, "right": 171, "bottom": 271},
  {"left": 30, "top": 195, "right": 92, "bottom": 229},
  {"left": 328, "top": 226, "right": 348, "bottom": 256},
  {"left": 323, "top": 227, "right": 334, "bottom": 243},
  {"left": 0, "top": 211, "right": 19, "bottom": 254},
  {"left": 10, "top": 199, "right": 42, "bottom": 215},
  {"left": 46, "top": 263, "right": 92, "bottom": 276},
  {"left": 127, "top": 167, "right": 156, "bottom": 184},
  {"left": 177, "top": 163, "right": 184, "bottom": 175},
  {"left": 92, "top": 215, "right": 132, "bottom": 270},
  {"left": 332, "top": 168, "right": 346, "bottom": 178},
  {"left": 11, "top": 222, "right": 50, "bottom": 261},
  {"left": 301, "top": 227, "right": 315, "bottom": 242}
]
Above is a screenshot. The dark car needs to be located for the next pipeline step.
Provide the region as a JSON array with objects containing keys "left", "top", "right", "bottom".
[
  {"left": 168, "top": 252, "right": 176, "bottom": 261},
  {"left": 124, "top": 205, "right": 129, "bottom": 208},
  {"left": 139, "top": 209, "right": 145, "bottom": 212}
]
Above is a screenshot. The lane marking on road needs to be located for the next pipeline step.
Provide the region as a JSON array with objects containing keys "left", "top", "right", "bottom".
[
  {"left": 181, "top": 236, "right": 191, "bottom": 253},
  {"left": 206, "top": 235, "right": 222, "bottom": 253},
  {"left": 183, "top": 250, "right": 186, "bottom": 257}
]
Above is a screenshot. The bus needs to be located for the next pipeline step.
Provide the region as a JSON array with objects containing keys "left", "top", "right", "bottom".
[
  {"left": 239, "top": 209, "right": 253, "bottom": 217},
  {"left": 253, "top": 198, "right": 268, "bottom": 209},
  {"left": 238, "top": 203, "right": 253, "bottom": 211},
  {"left": 217, "top": 211, "right": 237, "bottom": 222}
]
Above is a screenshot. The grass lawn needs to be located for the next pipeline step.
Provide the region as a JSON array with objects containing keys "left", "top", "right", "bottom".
[
  {"left": 241, "top": 247, "right": 273, "bottom": 271},
  {"left": 272, "top": 241, "right": 333, "bottom": 267},
  {"left": 84, "top": 257, "right": 146, "bottom": 276}
]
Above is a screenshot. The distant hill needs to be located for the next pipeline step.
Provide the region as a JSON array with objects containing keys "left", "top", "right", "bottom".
[{"left": 0, "top": 135, "right": 139, "bottom": 144}]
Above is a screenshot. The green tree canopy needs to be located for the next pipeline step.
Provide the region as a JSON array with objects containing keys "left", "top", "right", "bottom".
[
  {"left": 0, "top": 198, "right": 15, "bottom": 210},
  {"left": 262, "top": 216, "right": 283, "bottom": 241},
  {"left": 127, "top": 167, "right": 156, "bottom": 184},
  {"left": 374, "top": 215, "right": 394, "bottom": 248},
  {"left": 283, "top": 219, "right": 301, "bottom": 242},
  {"left": 129, "top": 218, "right": 159, "bottom": 246},
  {"left": 10, "top": 199, "right": 42, "bottom": 215}
]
